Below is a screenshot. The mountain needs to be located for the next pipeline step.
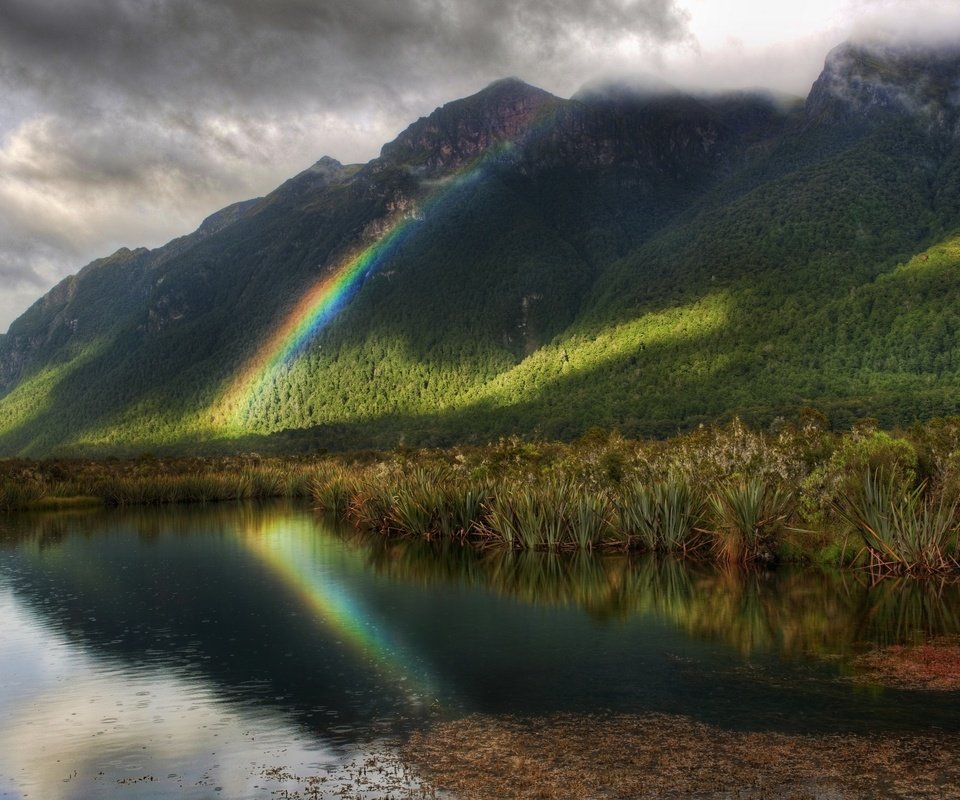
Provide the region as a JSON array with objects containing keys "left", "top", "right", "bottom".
[{"left": 4, "top": 41, "right": 960, "bottom": 456}]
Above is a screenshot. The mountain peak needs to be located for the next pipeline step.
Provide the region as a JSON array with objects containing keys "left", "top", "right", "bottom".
[
  {"left": 379, "top": 78, "right": 558, "bottom": 174},
  {"left": 475, "top": 76, "right": 551, "bottom": 101},
  {"left": 806, "top": 39, "right": 960, "bottom": 124}
]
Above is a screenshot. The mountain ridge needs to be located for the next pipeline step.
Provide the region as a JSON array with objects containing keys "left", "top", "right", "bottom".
[{"left": 4, "top": 40, "right": 960, "bottom": 456}]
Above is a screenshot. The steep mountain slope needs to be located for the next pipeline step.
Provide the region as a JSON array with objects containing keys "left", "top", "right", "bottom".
[{"left": 3, "top": 41, "right": 960, "bottom": 455}]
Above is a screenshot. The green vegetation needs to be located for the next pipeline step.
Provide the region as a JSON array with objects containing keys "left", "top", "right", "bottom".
[
  {"left": 709, "top": 477, "right": 792, "bottom": 563},
  {"left": 4, "top": 416, "right": 960, "bottom": 573},
  {"left": 614, "top": 477, "right": 705, "bottom": 553},
  {"left": 0, "top": 455, "right": 315, "bottom": 511},
  {"left": 5, "top": 48, "right": 960, "bottom": 455},
  {"left": 837, "top": 470, "right": 960, "bottom": 574}
]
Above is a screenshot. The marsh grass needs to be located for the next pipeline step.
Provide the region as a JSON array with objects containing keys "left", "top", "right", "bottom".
[
  {"left": 346, "top": 484, "right": 396, "bottom": 532},
  {"left": 238, "top": 466, "right": 287, "bottom": 498},
  {"left": 434, "top": 480, "right": 490, "bottom": 537},
  {"left": 94, "top": 475, "right": 229, "bottom": 505},
  {"left": 709, "top": 477, "right": 793, "bottom": 563},
  {"left": 0, "top": 480, "right": 45, "bottom": 512},
  {"left": 3, "top": 417, "right": 960, "bottom": 572},
  {"left": 481, "top": 477, "right": 612, "bottom": 550},
  {"left": 838, "top": 470, "right": 960, "bottom": 574},
  {"left": 332, "top": 468, "right": 493, "bottom": 538},
  {"left": 388, "top": 468, "right": 442, "bottom": 537},
  {"left": 310, "top": 468, "right": 357, "bottom": 513},
  {"left": 614, "top": 477, "right": 705, "bottom": 552}
]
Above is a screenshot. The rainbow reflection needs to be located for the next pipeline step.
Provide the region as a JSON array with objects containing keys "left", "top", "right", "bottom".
[{"left": 240, "top": 519, "right": 437, "bottom": 698}]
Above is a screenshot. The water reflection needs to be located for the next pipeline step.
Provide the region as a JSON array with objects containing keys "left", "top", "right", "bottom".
[
  {"left": 0, "top": 504, "right": 442, "bottom": 738},
  {"left": 0, "top": 589, "right": 422, "bottom": 799},
  {"left": 355, "top": 533, "right": 960, "bottom": 656},
  {"left": 2, "top": 501, "right": 960, "bottom": 798}
]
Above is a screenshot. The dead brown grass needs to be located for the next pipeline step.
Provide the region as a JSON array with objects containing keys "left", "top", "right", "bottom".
[
  {"left": 854, "top": 636, "right": 960, "bottom": 691},
  {"left": 402, "top": 713, "right": 960, "bottom": 799}
]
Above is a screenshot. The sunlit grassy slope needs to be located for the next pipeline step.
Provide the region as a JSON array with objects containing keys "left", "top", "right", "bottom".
[{"left": 4, "top": 47, "right": 960, "bottom": 456}]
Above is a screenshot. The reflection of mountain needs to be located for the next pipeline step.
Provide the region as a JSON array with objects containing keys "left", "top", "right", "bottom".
[
  {"left": 2, "top": 502, "right": 960, "bottom": 736},
  {"left": 0, "top": 502, "right": 441, "bottom": 742},
  {"left": 355, "top": 534, "right": 960, "bottom": 656}
]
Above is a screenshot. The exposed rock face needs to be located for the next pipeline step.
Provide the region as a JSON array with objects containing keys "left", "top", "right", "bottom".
[
  {"left": 378, "top": 76, "right": 785, "bottom": 191},
  {"left": 805, "top": 41, "right": 960, "bottom": 129},
  {"left": 197, "top": 198, "right": 263, "bottom": 236},
  {"left": 272, "top": 156, "right": 349, "bottom": 199},
  {"left": 379, "top": 78, "right": 559, "bottom": 174}
]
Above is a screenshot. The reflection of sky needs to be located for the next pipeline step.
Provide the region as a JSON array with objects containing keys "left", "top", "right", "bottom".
[
  {"left": 0, "top": 589, "right": 414, "bottom": 799},
  {"left": 5, "top": 498, "right": 960, "bottom": 798}
]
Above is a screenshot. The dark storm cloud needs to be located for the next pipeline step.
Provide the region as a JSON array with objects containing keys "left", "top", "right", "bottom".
[
  {"left": 0, "top": 0, "right": 691, "bottom": 114},
  {"left": 0, "top": 0, "right": 691, "bottom": 331}
]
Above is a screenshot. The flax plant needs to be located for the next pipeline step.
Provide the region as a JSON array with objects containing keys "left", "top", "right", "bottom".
[
  {"left": 709, "top": 477, "right": 792, "bottom": 563},
  {"left": 838, "top": 470, "right": 960, "bottom": 574},
  {"left": 388, "top": 468, "right": 440, "bottom": 537},
  {"left": 482, "top": 477, "right": 606, "bottom": 550},
  {"left": 613, "top": 476, "right": 705, "bottom": 552},
  {"left": 310, "top": 469, "right": 356, "bottom": 514},
  {"left": 241, "top": 466, "right": 287, "bottom": 498},
  {"left": 0, "top": 480, "right": 45, "bottom": 511},
  {"left": 346, "top": 485, "right": 396, "bottom": 532}
]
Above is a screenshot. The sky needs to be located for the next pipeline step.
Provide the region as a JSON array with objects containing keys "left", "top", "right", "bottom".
[{"left": 2, "top": 0, "right": 960, "bottom": 333}]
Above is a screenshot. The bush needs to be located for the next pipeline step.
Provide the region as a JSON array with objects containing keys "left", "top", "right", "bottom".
[
  {"left": 837, "top": 470, "right": 959, "bottom": 574},
  {"left": 800, "top": 430, "right": 917, "bottom": 525}
]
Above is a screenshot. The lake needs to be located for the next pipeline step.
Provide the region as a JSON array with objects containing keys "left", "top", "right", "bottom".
[{"left": 2, "top": 500, "right": 959, "bottom": 798}]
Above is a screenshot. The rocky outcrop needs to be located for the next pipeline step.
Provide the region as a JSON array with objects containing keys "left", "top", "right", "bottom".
[
  {"left": 805, "top": 41, "right": 960, "bottom": 130},
  {"left": 197, "top": 197, "right": 262, "bottom": 236},
  {"left": 379, "top": 78, "right": 559, "bottom": 174}
]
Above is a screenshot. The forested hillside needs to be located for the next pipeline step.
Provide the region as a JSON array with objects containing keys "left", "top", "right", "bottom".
[{"left": 3, "top": 42, "right": 960, "bottom": 456}]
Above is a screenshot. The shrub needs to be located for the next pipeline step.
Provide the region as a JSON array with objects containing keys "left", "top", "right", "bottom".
[
  {"left": 709, "top": 478, "right": 793, "bottom": 563},
  {"left": 800, "top": 430, "right": 917, "bottom": 525},
  {"left": 837, "top": 470, "right": 959, "bottom": 574}
]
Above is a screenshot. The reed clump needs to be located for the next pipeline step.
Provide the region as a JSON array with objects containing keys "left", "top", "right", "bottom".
[
  {"left": 330, "top": 467, "right": 493, "bottom": 539},
  {"left": 708, "top": 478, "right": 793, "bottom": 563},
  {"left": 480, "top": 476, "right": 613, "bottom": 550},
  {"left": 0, "top": 456, "right": 326, "bottom": 509},
  {"left": 309, "top": 468, "right": 358, "bottom": 514},
  {"left": 613, "top": 477, "right": 705, "bottom": 552},
  {"left": 837, "top": 470, "right": 960, "bottom": 574},
  {"left": 4, "top": 414, "right": 960, "bottom": 572},
  {"left": 0, "top": 479, "right": 46, "bottom": 512}
]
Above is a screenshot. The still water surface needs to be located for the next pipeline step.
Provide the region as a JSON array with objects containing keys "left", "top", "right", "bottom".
[{"left": 1, "top": 500, "right": 958, "bottom": 798}]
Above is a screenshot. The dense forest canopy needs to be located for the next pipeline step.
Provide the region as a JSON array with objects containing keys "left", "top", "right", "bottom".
[{"left": 3, "top": 42, "right": 960, "bottom": 456}]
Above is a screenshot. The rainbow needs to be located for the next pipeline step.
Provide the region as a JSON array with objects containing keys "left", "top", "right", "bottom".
[
  {"left": 241, "top": 517, "right": 438, "bottom": 699},
  {"left": 217, "top": 154, "right": 496, "bottom": 425}
]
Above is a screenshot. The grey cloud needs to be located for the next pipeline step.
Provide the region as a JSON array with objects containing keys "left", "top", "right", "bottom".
[
  {"left": 0, "top": 222, "right": 63, "bottom": 293},
  {"left": 0, "top": 0, "right": 692, "bottom": 331},
  {"left": 0, "top": 258, "right": 44, "bottom": 288},
  {"left": 0, "top": 0, "right": 694, "bottom": 207},
  {"left": 0, "top": 0, "right": 691, "bottom": 116}
]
